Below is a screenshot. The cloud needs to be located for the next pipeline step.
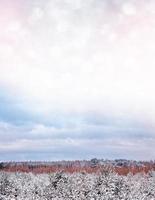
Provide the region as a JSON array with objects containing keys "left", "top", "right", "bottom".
[
  {"left": 0, "top": 0, "right": 155, "bottom": 160},
  {"left": 0, "top": 0, "right": 154, "bottom": 119},
  {"left": 0, "top": 117, "right": 154, "bottom": 160}
]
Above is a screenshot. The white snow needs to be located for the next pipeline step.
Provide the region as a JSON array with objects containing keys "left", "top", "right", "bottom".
[{"left": 0, "top": 170, "right": 155, "bottom": 199}]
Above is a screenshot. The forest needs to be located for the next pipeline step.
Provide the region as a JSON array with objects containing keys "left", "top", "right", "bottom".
[
  {"left": 0, "top": 162, "right": 155, "bottom": 199},
  {"left": 0, "top": 169, "right": 155, "bottom": 199}
]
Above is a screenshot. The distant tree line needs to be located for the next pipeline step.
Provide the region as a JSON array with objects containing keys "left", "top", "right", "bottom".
[{"left": 0, "top": 159, "right": 155, "bottom": 175}]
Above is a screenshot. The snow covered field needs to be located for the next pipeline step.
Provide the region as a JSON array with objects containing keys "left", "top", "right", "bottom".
[{"left": 0, "top": 170, "right": 155, "bottom": 200}]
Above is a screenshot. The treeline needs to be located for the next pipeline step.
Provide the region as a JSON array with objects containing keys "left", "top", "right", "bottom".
[{"left": 0, "top": 159, "right": 155, "bottom": 175}]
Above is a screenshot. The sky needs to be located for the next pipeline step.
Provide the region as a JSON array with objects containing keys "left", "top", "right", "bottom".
[{"left": 0, "top": 0, "right": 155, "bottom": 161}]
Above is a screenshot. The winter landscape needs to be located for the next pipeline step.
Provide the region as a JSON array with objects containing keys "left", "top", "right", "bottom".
[
  {"left": 0, "top": 160, "right": 155, "bottom": 199},
  {"left": 1, "top": 0, "right": 155, "bottom": 199},
  {"left": 0, "top": 169, "right": 155, "bottom": 200}
]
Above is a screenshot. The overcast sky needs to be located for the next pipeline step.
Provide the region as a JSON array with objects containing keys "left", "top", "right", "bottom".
[{"left": 0, "top": 0, "right": 155, "bottom": 161}]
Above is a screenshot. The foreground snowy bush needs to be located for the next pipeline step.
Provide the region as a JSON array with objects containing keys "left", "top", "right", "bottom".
[{"left": 0, "top": 170, "right": 155, "bottom": 200}]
